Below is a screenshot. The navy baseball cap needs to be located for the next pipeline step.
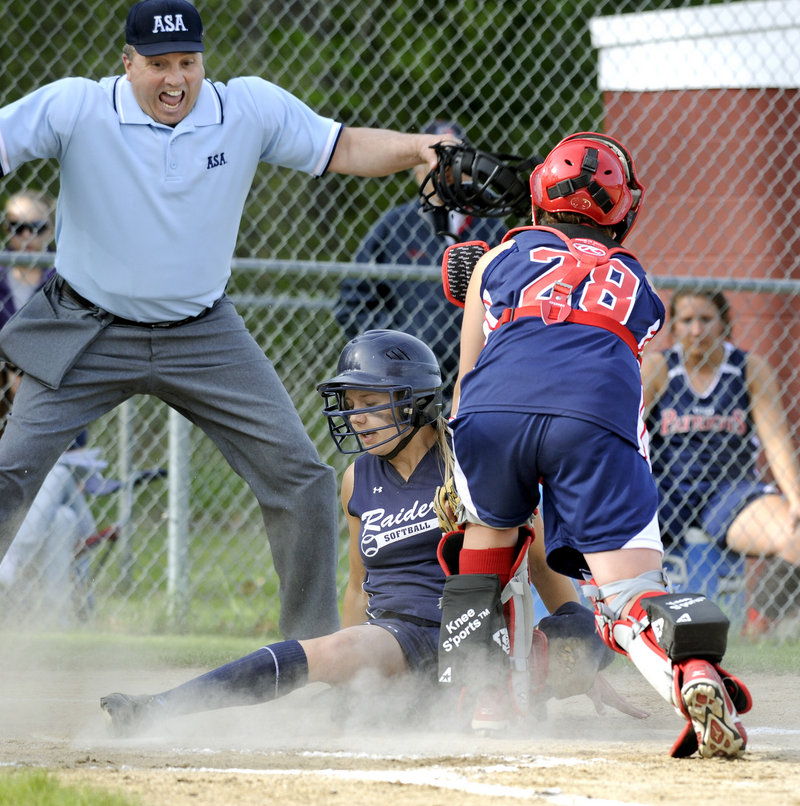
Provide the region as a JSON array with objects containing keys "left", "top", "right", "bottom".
[
  {"left": 126, "top": 0, "right": 204, "bottom": 56},
  {"left": 423, "top": 119, "right": 468, "bottom": 142}
]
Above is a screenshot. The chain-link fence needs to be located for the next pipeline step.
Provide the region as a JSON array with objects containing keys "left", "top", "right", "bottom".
[{"left": 1, "top": 0, "right": 798, "bottom": 640}]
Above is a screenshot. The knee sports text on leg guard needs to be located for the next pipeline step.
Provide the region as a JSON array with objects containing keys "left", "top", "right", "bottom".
[{"left": 437, "top": 528, "right": 534, "bottom": 716}]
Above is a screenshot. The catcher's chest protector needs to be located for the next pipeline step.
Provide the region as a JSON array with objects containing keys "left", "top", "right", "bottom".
[{"left": 494, "top": 226, "right": 641, "bottom": 357}]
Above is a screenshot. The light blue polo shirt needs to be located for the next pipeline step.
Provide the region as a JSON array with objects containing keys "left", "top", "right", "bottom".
[{"left": 0, "top": 75, "right": 342, "bottom": 321}]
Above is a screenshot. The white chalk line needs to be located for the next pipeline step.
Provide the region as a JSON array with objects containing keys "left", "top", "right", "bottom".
[
  {"left": 3, "top": 727, "right": 796, "bottom": 805},
  {"left": 3, "top": 754, "right": 641, "bottom": 804},
  {"left": 748, "top": 726, "right": 800, "bottom": 736},
  {"left": 157, "top": 763, "right": 650, "bottom": 805}
]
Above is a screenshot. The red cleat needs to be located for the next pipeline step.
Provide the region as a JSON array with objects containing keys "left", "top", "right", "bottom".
[{"left": 675, "top": 660, "right": 748, "bottom": 759}]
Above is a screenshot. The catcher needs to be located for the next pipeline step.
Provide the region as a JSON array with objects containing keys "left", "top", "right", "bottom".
[
  {"left": 423, "top": 135, "right": 752, "bottom": 758},
  {"left": 100, "top": 329, "right": 645, "bottom": 736}
]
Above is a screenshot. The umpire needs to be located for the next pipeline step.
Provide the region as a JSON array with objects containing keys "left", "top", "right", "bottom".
[{"left": 0, "top": 0, "right": 451, "bottom": 639}]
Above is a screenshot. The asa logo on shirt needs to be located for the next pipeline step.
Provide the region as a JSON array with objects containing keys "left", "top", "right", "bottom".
[
  {"left": 151, "top": 14, "right": 189, "bottom": 33},
  {"left": 206, "top": 153, "right": 227, "bottom": 169}
]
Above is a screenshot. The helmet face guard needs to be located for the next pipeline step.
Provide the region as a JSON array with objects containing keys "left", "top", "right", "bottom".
[
  {"left": 530, "top": 132, "right": 644, "bottom": 243},
  {"left": 419, "top": 143, "right": 541, "bottom": 219},
  {"left": 318, "top": 384, "right": 421, "bottom": 455},
  {"left": 317, "top": 329, "right": 442, "bottom": 455}
]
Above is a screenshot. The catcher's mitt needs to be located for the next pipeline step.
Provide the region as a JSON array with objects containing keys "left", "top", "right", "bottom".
[
  {"left": 532, "top": 601, "right": 649, "bottom": 719},
  {"left": 433, "top": 474, "right": 465, "bottom": 533}
]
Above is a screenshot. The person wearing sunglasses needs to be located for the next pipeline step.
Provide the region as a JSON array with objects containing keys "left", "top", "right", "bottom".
[
  {"left": 1, "top": 190, "right": 55, "bottom": 324},
  {"left": 0, "top": 190, "right": 56, "bottom": 434}
]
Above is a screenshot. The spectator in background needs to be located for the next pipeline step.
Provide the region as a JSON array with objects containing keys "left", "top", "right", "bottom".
[
  {"left": 334, "top": 120, "right": 510, "bottom": 398},
  {"left": 642, "top": 286, "right": 800, "bottom": 635},
  {"left": 0, "top": 430, "right": 101, "bottom": 624},
  {"left": 0, "top": 190, "right": 56, "bottom": 434},
  {"left": 0, "top": 190, "right": 104, "bottom": 624}
]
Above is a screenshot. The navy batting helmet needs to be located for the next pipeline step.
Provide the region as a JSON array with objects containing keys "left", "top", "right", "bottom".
[{"left": 317, "top": 330, "right": 442, "bottom": 455}]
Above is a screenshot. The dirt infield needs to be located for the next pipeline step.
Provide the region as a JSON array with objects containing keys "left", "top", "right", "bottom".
[{"left": 1, "top": 638, "right": 798, "bottom": 806}]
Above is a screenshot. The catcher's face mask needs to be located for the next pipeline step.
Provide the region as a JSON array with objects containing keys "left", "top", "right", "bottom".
[{"left": 419, "top": 143, "right": 541, "bottom": 218}]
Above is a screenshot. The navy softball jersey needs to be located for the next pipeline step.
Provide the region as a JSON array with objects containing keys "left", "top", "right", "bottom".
[
  {"left": 347, "top": 445, "right": 445, "bottom": 625},
  {"left": 457, "top": 227, "right": 665, "bottom": 448},
  {"left": 648, "top": 343, "right": 773, "bottom": 544},
  {"left": 451, "top": 225, "right": 666, "bottom": 578}
]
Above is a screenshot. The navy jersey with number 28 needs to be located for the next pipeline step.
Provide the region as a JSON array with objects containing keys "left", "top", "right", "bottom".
[{"left": 458, "top": 226, "right": 665, "bottom": 452}]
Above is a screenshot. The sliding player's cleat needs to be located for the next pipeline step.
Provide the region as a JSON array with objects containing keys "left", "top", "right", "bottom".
[{"left": 100, "top": 692, "right": 161, "bottom": 737}]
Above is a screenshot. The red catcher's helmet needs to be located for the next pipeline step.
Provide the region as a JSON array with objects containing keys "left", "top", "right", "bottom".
[{"left": 530, "top": 132, "right": 644, "bottom": 243}]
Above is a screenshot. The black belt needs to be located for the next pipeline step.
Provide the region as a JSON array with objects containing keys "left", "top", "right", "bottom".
[{"left": 59, "top": 277, "right": 218, "bottom": 328}]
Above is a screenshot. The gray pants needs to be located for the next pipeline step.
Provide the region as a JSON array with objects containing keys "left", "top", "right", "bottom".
[{"left": 0, "top": 296, "right": 340, "bottom": 639}]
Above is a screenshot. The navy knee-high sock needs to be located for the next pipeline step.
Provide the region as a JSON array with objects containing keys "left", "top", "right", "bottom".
[{"left": 154, "top": 640, "right": 308, "bottom": 716}]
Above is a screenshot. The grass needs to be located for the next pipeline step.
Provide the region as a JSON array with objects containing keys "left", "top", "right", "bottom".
[
  {"left": 0, "top": 630, "right": 263, "bottom": 670},
  {"left": 0, "top": 769, "right": 140, "bottom": 806},
  {"left": 724, "top": 634, "right": 800, "bottom": 673},
  {"left": 77, "top": 515, "right": 335, "bottom": 637}
]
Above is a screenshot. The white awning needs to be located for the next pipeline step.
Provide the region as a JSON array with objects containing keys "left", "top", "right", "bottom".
[{"left": 590, "top": 1, "right": 800, "bottom": 90}]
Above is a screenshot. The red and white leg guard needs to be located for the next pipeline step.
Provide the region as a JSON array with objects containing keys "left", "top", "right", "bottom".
[
  {"left": 501, "top": 529, "right": 535, "bottom": 717},
  {"left": 437, "top": 527, "right": 534, "bottom": 723},
  {"left": 585, "top": 574, "right": 752, "bottom": 758}
]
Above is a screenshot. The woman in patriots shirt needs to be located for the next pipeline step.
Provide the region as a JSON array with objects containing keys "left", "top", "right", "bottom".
[{"left": 643, "top": 287, "right": 800, "bottom": 632}]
